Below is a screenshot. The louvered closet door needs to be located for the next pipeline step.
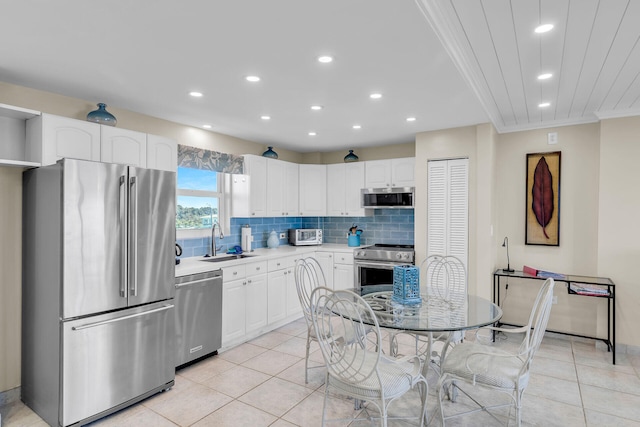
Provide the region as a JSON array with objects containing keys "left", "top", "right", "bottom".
[{"left": 427, "top": 159, "right": 469, "bottom": 271}]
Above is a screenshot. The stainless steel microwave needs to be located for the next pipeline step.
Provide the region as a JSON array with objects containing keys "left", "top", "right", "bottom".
[
  {"left": 288, "top": 229, "right": 323, "bottom": 246},
  {"left": 361, "top": 187, "right": 414, "bottom": 209}
]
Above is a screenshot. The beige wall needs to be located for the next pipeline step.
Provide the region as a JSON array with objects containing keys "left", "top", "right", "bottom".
[
  {"left": 598, "top": 116, "right": 640, "bottom": 349},
  {"left": 0, "top": 168, "right": 22, "bottom": 391}
]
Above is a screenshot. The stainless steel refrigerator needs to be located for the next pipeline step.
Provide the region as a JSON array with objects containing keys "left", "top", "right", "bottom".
[{"left": 21, "top": 158, "right": 176, "bottom": 427}]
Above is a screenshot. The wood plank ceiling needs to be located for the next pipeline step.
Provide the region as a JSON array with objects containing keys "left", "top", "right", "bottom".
[{"left": 418, "top": 0, "right": 640, "bottom": 133}]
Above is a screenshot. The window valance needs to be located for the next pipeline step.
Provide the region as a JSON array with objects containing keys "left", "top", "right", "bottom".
[{"left": 178, "top": 144, "right": 244, "bottom": 174}]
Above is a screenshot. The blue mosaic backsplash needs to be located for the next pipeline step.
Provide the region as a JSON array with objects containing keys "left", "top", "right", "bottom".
[{"left": 177, "top": 209, "right": 414, "bottom": 258}]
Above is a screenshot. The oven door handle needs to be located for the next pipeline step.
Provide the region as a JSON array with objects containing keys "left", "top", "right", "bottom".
[{"left": 355, "top": 260, "right": 401, "bottom": 269}]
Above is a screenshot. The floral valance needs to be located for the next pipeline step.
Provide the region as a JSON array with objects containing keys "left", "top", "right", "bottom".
[{"left": 178, "top": 144, "right": 244, "bottom": 174}]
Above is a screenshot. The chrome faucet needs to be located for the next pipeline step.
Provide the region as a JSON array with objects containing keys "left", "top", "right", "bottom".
[{"left": 211, "top": 221, "right": 224, "bottom": 256}]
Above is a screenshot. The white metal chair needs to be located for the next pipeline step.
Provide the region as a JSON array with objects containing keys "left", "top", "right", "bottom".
[
  {"left": 311, "top": 287, "right": 429, "bottom": 427},
  {"left": 294, "top": 256, "right": 329, "bottom": 383},
  {"left": 437, "top": 278, "right": 555, "bottom": 426},
  {"left": 390, "top": 255, "right": 467, "bottom": 375}
]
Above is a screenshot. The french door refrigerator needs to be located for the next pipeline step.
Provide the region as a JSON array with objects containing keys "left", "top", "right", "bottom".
[{"left": 21, "top": 158, "right": 176, "bottom": 427}]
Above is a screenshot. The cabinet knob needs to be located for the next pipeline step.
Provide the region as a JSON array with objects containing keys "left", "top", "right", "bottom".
[
  {"left": 248, "top": 279, "right": 252, "bottom": 283},
  {"left": 256, "top": 267, "right": 261, "bottom": 271},
  {"left": 243, "top": 281, "right": 247, "bottom": 285}
]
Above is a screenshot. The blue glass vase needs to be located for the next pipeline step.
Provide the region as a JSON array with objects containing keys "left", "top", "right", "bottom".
[
  {"left": 344, "top": 149, "right": 359, "bottom": 162},
  {"left": 262, "top": 146, "right": 278, "bottom": 159},
  {"left": 87, "top": 103, "right": 117, "bottom": 127}
]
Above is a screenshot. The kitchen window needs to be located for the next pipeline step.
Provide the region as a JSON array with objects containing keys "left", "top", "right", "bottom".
[{"left": 176, "top": 167, "right": 227, "bottom": 238}]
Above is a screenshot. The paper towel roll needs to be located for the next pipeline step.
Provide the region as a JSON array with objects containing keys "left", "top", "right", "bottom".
[{"left": 241, "top": 225, "right": 252, "bottom": 252}]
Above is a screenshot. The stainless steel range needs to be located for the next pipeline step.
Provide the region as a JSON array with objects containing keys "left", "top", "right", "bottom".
[{"left": 354, "top": 244, "right": 415, "bottom": 288}]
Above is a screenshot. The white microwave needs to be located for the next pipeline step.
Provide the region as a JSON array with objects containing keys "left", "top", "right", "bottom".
[{"left": 288, "top": 229, "right": 323, "bottom": 246}]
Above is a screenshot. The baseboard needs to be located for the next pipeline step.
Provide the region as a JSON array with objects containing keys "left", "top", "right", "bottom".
[{"left": 0, "top": 386, "right": 20, "bottom": 406}]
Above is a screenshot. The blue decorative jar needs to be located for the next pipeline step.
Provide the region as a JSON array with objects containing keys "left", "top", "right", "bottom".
[
  {"left": 262, "top": 146, "right": 278, "bottom": 159},
  {"left": 344, "top": 149, "right": 359, "bottom": 163},
  {"left": 392, "top": 265, "right": 421, "bottom": 305},
  {"left": 87, "top": 103, "right": 117, "bottom": 127},
  {"left": 267, "top": 230, "right": 279, "bottom": 249}
]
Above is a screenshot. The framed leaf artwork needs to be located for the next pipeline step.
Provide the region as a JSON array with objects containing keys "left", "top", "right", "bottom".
[{"left": 526, "top": 151, "right": 561, "bottom": 246}]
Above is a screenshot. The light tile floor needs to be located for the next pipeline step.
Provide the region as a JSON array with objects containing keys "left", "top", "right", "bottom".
[{"left": 3, "top": 318, "right": 640, "bottom": 426}]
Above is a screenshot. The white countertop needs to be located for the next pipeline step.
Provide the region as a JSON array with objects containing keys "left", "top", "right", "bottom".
[{"left": 175, "top": 243, "right": 357, "bottom": 277}]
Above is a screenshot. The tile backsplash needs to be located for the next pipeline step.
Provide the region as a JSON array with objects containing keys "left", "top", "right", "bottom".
[{"left": 177, "top": 209, "right": 414, "bottom": 258}]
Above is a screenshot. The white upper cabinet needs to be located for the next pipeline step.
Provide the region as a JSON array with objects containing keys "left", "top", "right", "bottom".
[
  {"left": 0, "top": 103, "right": 41, "bottom": 167},
  {"left": 266, "top": 159, "right": 299, "bottom": 217},
  {"left": 327, "top": 162, "right": 368, "bottom": 217},
  {"left": 101, "top": 126, "right": 147, "bottom": 168},
  {"left": 27, "top": 114, "right": 101, "bottom": 166},
  {"left": 243, "top": 154, "right": 268, "bottom": 217},
  {"left": 299, "top": 164, "right": 327, "bottom": 216},
  {"left": 365, "top": 157, "right": 415, "bottom": 188},
  {"left": 26, "top": 112, "right": 176, "bottom": 171},
  {"left": 146, "top": 134, "right": 177, "bottom": 172}
]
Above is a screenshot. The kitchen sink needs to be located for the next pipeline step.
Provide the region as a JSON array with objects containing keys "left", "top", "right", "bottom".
[{"left": 200, "top": 254, "right": 256, "bottom": 263}]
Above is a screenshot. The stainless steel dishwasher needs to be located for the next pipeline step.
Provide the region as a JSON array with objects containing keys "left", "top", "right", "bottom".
[{"left": 175, "top": 269, "right": 223, "bottom": 368}]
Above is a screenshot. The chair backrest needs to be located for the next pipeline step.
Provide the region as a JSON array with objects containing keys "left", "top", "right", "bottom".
[
  {"left": 522, "top": 278, "right": 555, "bottom": 361},
  {"left": 295, "top": 257, "right": 328, "bottom": 324},
  {"left": 311, "top": 287, "right": 382, "bottom": 384},
  {"left": 421, "top": 255, "right": 467, "bottom": 308}
]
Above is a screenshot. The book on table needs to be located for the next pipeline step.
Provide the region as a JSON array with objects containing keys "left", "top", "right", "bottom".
[{"left": 569, "top": 282, "right": 610, "bottom": 296}]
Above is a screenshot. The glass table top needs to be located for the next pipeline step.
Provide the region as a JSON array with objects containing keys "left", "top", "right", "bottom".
[{"left": 347, "top": 285, "right": 503, "bottom": 332}]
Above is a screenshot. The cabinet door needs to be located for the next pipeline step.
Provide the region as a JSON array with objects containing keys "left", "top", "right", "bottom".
[
  {"left": 267, "top": 270, "right": 287, "bottom": 323},
  {"left": 391, "top": 158, "right": 415, "bottom": 187},
  {"left": 285, "top": 267, "right": 302, "bottom": 317},
  {"left": 222, "top": 279, "right": 246, "bottom": 345},
  {"left": 365, "top": 160, "right": 391, "bottom": 188},
  {"left": 283, "top": 161, "right": 299, "bottom": 216},
  {"left": 315, "top": 252, "right": 334, "bottom": 290},
  {"left": 147, "top": 134, "right": 177, "bottom": 172},
  {"left": 244, "top": 155, "right": 268, "bottom": 217},
  {"left": 299, "top": 164, "right": 327, "bottom": 216},
  {"left": 344, "top": 162, "right": 366, "bottom": 216},
  {"left": 334, "top": 263, "right": 355, "bottom": 291},
  {"left": 326, "top": 164, "right": 346, "bottom": 216},
  {"left": 246, "top": 274, "right": 268, "bottom": 333},
  {"left": 266, "top": 159, "right": 285, "bottom": 216},
  {"left": 101, "top": 126, "right": 147, "bottom": 167},
  {"left": 38, "top": 114, "right": 101, "bottom": 166}
]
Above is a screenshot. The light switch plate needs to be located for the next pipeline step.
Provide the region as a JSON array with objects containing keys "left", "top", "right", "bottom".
[{"left": 548, "top": 132, "right": 558, "bottom": 145}]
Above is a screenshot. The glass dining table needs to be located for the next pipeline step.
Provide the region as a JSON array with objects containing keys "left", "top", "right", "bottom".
[{"left": 349, "top": 285, "right": 503, "bottom": 333}]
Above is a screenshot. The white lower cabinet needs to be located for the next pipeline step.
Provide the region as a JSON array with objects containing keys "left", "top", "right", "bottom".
[
  {"left": 221, "top": 261, "right": 268, "bottom": 347},
  {"left": 333, "top": 252, "right": 355, "bottom": 290},
  {"left": 314, "top": 251, "right": 355, "bottom": 291},
  {"left": 267, "top": 256, "right": 302, "bottom": 323}
]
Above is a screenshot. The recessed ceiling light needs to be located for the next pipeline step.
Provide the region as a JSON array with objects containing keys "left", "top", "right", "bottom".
[
  {"left": 311, "top": 105, "right": 323, "bottom": 111},
  {"left": 189, "top": 91, "right": 203, "bottom": 97},
  {"left": 352, "top": 125, "right": 362, "bottom": 129},
  {"left": 406, "top": 117, "right": 416, "bottom": 122},
  {"left": 202, "top": 124, "right": 212, "bottom": 129},
  {"left": 538, "top": 73, "right": 553, "bottom": 80},
  {"left": 308, "top": 131, "right": 317, "bottom": 136},
  {"left": 260, "top": 115, "right": 271, "bottom": 120},
  {"left": 535, "top": 24, "right": 554, "bottom": 33},
  {"left": 539, "top": 102, "right": 551, "bottom": 108},
  {"left": 370, "top": 93, "right": 382, "bottom": 99},
  {"left": 318, "top": 55, "right": 333, "bottom": 63},
  {"left": 245, "top": 75, "right": 261, "bottom": 82}
]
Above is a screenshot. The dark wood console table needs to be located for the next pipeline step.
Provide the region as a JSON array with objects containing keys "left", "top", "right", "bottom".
[{"left": 493, "top": 269, "right": 616, "bottom": 364}]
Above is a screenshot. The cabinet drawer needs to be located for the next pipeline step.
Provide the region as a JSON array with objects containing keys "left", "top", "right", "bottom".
[
  {"left": 247, "top": 261, "right": 268, "bottom": 276},
  {"left": 334, "top": 252, "right": 354, "bottom": 265},
  {"left": 222, "top": 265, "right": 246, "bottom": 282},
  {"left": 268, "top": 256, "right": 295, "bottom": 272}
]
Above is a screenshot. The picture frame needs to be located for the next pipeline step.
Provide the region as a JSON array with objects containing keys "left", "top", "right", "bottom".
[{"left": 525, "top": 151, "right": 561, "bottom": 246}]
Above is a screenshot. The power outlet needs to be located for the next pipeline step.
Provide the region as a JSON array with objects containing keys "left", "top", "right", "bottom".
[
  {"left": 279, "top": 232, "right": 286, "bottom": 239},
  {"left": 552, "top": 296, "right": 558, "bottom": 305}
]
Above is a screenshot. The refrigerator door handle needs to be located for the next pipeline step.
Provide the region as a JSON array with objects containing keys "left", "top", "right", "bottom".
[
  {"left": 129, "top": 175, "right": 138, "bottom": 297},
  {"left": 119, "top": 175, "right": 127, "bottom": 297},
  {"left": 71, "top": 304, "right": 174, "bottom": 331}
]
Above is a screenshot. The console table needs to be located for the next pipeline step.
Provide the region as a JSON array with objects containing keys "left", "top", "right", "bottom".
[{"left": 493, "top": 269, "right": 616, "bottom": 364}]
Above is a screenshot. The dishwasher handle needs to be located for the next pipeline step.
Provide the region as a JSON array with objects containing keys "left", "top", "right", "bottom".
[{"left": 175, "top": 277, "right": 221, "bottom": 289}]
